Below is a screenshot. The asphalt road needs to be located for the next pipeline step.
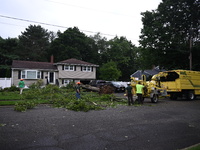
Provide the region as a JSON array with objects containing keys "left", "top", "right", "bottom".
[{"left": 0, "top": 97, "right": 200, "bottom": 150}]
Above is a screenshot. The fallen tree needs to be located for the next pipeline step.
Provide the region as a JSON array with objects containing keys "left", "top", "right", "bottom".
[
  {"left": 81, "top": 84, "right": 115, "bottom": 94},
  {"left": 81, "top": 85, "right": 100, "bottom": 92}
]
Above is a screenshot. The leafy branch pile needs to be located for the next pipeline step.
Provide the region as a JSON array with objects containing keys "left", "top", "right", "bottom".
[{"left": 12, "top": 84, "right": 127, "bottom": 112}]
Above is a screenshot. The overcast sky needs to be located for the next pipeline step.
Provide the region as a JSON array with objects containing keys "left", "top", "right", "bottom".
[{"left": 0, "top": 0, "right": 162, "bottom": 46}]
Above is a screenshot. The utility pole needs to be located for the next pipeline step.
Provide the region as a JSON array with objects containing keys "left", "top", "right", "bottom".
[
  {"left": 189, "top": 36, "right": 192, "bottom": 70},
  {"left": 189, "top": 28, "right": 194, "bottom": 70}
]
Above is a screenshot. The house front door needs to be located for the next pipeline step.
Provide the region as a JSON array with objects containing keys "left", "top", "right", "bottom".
[{"left": 49, "top": 72, "right": 54, "bottom": 84}]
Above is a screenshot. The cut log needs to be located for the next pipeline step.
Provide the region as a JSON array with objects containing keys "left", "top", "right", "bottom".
[{"left": 81, "top": 85, "right": 100, "bottom": 92}]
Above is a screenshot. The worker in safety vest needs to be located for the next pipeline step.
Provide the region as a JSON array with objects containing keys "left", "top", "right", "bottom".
[{"left": 136, "top": 82, "right": 144, "bottom": 104}]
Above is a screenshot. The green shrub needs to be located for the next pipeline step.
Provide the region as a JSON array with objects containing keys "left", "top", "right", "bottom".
[
  {"left": 43, "top": 84, "right": 60, "bottom": 93},
  {"left": 67, "top": 100, "right": 87, "bottom": 111},
  {"left": 2, "top": 86, "right": 19, "bottom": 92},
  {"left": 26, "top": 100, "right": 37, "bottom": 109},
  {"left": 14, "top": 100, "right": 37, "bottom": 112},
  {"left": 61, "top": 82, "right": 74, "bottom": 89},
  {"left": 14, "top": 104, "right": 27, "bottom": 112},
  {"left": 99, "top": 94, "right": 114, "bottom": 101},
  {"left": 21, "top": 84, "right": 68, "bottom": 102},
  {"left": 66, "top": 99, "right": 102, "bottom": 112},
  {"left": 50, "top": 97, "right": 71, "bottom": 107},
  {"left": 29, "top": 79, "right": 43, "bottom": 89},
  {"left": 22, "top": 89, "right": 41, "bottom": 100},
  {"left": 49, "top": 92, "right": 103, "bottom": 112}
]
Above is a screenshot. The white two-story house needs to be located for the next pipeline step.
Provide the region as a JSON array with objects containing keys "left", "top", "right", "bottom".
[{"left": 11, "top": 58, "right": 99, "bottom": 87}]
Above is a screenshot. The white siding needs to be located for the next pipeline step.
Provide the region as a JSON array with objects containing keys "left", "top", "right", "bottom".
[
  {"left": 12, "top": 70, "right": 58, "bottom": 87},
  {"left": 58, "top": 65, "right": 96, "bottom": 79},
  {"left": 11, "top": 63, "right": 97, "bottom": 87}
]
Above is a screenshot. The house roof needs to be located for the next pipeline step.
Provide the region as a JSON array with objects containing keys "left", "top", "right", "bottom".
[
  {"left": 12, "top": 60, "right": 57, "bottom": 70},
  {"left": 12, "top": 58, "right": 99, "bottom": 70},
  {"left": 131, "top": 70, "right": 143, "bottom": 78},
  {"left": 143, "top": 69, "right": 161, "bottom": 76},
  {"left": 131, "top": 68, "right": 166, "bottom": 79},
  {"left": 55, "top": 58, "right": 99, "bottom": 67}
]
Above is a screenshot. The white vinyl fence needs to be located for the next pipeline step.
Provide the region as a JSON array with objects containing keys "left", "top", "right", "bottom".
[{"left": 0, "top": 78, "right": 11, "bottom": 89}]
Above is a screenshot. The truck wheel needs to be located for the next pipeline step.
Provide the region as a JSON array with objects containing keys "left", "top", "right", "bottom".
[
  {"left": 187, "top": 91, "right": 195, "bottom": 100},
  {"left": 151, "top": 94, "right": 158, "bottom": 103}
]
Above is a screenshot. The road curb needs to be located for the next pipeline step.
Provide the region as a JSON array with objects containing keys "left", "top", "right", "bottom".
[{"left": 181, "top": 143, "right": 200, "bottom": 150}]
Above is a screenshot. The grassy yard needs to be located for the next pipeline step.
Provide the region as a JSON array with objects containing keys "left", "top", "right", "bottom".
[
  {"left": 0, "top": 92, "right": 21, "bottom": 105},
  {"left": 0, "top": 91, "right": 49, "bottom": 106},
  {"left": 186, "top": 144, "right": 200, "bottom": 150},
  {"left": 0, "top": 91, "right": 22, "bottom": 100}
]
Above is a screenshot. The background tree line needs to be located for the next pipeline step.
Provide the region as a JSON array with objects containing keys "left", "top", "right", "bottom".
[
  {"left": 0, "top": 0, "right": 199, "bottom": 81},
  {"left": 0, "top": 25, "right": 139, "bottom": 81}
]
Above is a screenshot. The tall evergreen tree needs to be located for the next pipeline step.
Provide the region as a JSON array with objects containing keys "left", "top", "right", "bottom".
[{"left": 18, "top": 25, "right": 50, "bottom": 62}]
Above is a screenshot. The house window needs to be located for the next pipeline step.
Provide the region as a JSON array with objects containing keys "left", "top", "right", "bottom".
[
  {"left": 22, "top": 71, "right": 26, "bottom": 79},
  {"left": 82, "top": 66, "right": 91, "bottom": 72},
  {"left": 64, "top": 65, "right": 74, "bottom": 71},
  {"left": 21, "top": 70, "right": 41, "bottom": 79},
  {"left": 64, "top": 79, "right": 73, "bottom": 85}
]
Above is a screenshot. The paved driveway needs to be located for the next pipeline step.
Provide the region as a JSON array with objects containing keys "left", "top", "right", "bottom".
[{"left": 0, "top": 98, "right": 200, "bottom": 150}]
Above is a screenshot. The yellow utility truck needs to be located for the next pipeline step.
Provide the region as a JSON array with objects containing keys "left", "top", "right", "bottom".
[
  {"left": 151, "top": 70, "right": 200, "bottom": 100},
  {"left": 130, "top": 75, "right": 166, "bottom": 103}
]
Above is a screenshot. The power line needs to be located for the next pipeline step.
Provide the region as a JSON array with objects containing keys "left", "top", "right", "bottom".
[
  {"left": 0, "top": 14, "right": 115, "bottom": 37},
  {"left": 0, "top": 15, "right": 67, "bottom": 29},
  {"left": 0, "top": 14, "right": 139, "bottom": 43}
]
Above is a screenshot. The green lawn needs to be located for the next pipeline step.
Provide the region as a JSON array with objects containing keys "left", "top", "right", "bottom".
[
  {"left": 0, "top": 91, "right": 49, "bottom": 106},
  {"left": 186, "top": 144, "right": 200, "bottom": 150},
  {"left": 0, "top": 92, "right": 22, "bottom": 100},
  {"left": 0, "top": 99, "right": 49, "bottom": 106},
  {"left": 0, "top": 100, "right": 20, "bottom": 106}
]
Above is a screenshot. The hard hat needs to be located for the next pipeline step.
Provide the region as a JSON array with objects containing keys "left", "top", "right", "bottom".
[{"left": 76, "top": 82, "right": 81, "bottom": 84}]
